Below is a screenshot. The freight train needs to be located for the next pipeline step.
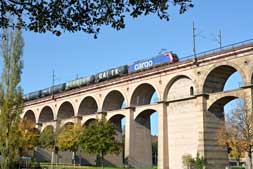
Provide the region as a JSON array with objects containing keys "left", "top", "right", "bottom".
[{"left": 23, "top": 52, "right": 179, "bottom": 101}]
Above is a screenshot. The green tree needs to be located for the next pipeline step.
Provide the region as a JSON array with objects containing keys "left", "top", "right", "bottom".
[
  {"left": 0, "top": 25, "right": 24, "bottom": 169},
  {"left": 79, "top": 117, "right": 122, "bottom": 169},
  {"left": 56, "top": 123, "right": 83, "bottom": 166},
  {"left": 39, "top": 126, "right": 58, "bottom": 165},
  {"left": 0, "top": 0, "right": 193, "bottom": 37},
  {"left": 39, "top": 126, "right": 55, "bottom": 151}
]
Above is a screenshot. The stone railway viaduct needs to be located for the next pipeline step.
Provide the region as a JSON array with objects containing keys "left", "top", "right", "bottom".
[{"left": 21, "top": 41, "right": 253, "bottom": 169}]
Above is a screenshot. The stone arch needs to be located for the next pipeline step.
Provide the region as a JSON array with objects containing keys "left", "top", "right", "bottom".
[
  {"left": 135, "top": 109, "right": 157, "bottom": 126},
  {"left": 78, "top": 96, "right": 98, "bottom": 116},
  {"left": 251, "top": 71, "right": 253, "bottom": 84},
  {"left": 107, "top": 114, "right": 125, "bottom": 165},
  {"left": 203, "top": 63, "right": 246, "bottom": 94},
  {"left": 23, "top": 110, "right": 36, "bottom": 124},
  {"left": 82, "top": 118, "right": 96, "bottom": 127},
  {"left": 134, "top": 109, "right": 158, "bottom": 168},
  {"left": 130, "top": 83, "right": 159, "bottom": 107},
  {"left": 39, "top": 106, "right": 54, "bottom": 123},
  {"left": 108, "top": 114, "right": 125, "bottom": 132},
  {"left": 102, "top": 90, "right": 126, "bottom": 112},
  {"left": 163, "top": 75, "right": 195, "bottom": 101},
  {"left": 61, "top": 121, "right": 74, "bottom": 128},
  {"left": 57, "top": 101, "right": 75, "bottom": 120},
  {"left": 41, "top": 125, "right": 54, "bottom": 133},
  {"left": 205, "top": 96, "right": 243, "bottom": 168},
  {"left": 208, "top": 96, "right": 239, "bottom": 119},
  {"left": 60, "top": 119, "right": 76, "bottom": 127}
]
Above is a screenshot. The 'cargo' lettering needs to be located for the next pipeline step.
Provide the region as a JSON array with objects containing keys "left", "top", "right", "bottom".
[{"left": 134, "top": 60, "right": 153, "bottom": 71}]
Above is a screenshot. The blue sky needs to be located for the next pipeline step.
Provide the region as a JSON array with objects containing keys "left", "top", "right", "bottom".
[
  {"left": 20, "top": 0, "right": 253, "bottom": 94},
  {"left": 1, "top": 0, "right": 253, "bottom": 135}
]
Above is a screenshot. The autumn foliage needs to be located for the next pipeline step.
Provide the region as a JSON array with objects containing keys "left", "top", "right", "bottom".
[
  {"left": 57, "top": 123, "right": 83, "bottom": 152},
  {"left": 216, "top": 101, "right": 253, "bottom": 168},
  {"left": 18, "top": 119, "right": 40, "bottom": 156}
]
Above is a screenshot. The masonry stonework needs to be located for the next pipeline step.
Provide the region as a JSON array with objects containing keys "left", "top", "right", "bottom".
[{"left": 22, "top": 43, "right": 253, "bottom": 169}]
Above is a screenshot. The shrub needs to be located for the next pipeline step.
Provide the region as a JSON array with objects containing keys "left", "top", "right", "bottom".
[
  {"left": 182, "top": 153, "right": 206, "bottom": 169},
  {"left": 231, "top": 167, "right": 245, "bottom": 169}
]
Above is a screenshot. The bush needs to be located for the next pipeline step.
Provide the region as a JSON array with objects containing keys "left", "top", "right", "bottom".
[
  {"left": 231, "top": 167, "right": 245, "bottom": 169},
  {"left": 182, "top": 153, "right": 206, "bottom": 169}
]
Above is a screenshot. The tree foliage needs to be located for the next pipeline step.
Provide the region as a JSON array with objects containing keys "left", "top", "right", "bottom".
[
  {"left": 79, "top": 117, "right": 122, "bottom": 168},
  {"left": 18, "top": 119, "right": 40, "bottom": 156},
  {"left": 182, "top": 153, "right": 206, "bottom": 169},
  {"left": 191, "top": 154, "right": 206, "bottom": 169},
  {"left": 0, "top": 0, "right": 193, "bottom": 37},
  {"left": 57, "top": 123, "right": 83, "bottom": 153},
  {"left": 57, "top": 123, "right": 83, "bottom": 165},
  {"left": 182, "top": 154, "right": 193, "bottom": 169},
  {"left": 216, "top": 100, "right": 253, "bottom": 169},
  {"left": 217, "top": 120, "right": 245, "bottom": 166},
  {"left": 39, "top": 126, "right": 55, "bottom": 151},
  {"left": 0, "top": 25, "right": 24, "bottom": 169}
]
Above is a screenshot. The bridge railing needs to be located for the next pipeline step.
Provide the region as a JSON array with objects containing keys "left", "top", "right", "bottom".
[{"left": 180, "top": 39, "right": 253, "bottom": 62}]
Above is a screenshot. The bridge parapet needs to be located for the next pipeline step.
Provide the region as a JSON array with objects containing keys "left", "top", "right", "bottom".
[{"left": 21, "top": 40, "right": 253, "bottom": 169}]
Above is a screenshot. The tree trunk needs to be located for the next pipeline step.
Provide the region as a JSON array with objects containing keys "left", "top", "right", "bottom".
[
  {"left": 101, "top": 153, "right": 104, "bottom": 169},
  {"left": 56, "top": 152, "right": 58, "bottom": 166},
  {"left": 249, "top": 150, "right": 253, "bottom": 169},
  {"left": 72, "top": 151, "right": 76, "bottom": 166},
  {"left": 51, "top": 151, "right": 54, "bottom": 169},
  {"left": 236, "top": 157, "right": 240, "bottom": 166},
  {"left": 51, "top": 150, "right": 58, "bottom": 168},
  {"left": 78, "top": 152, "right": 81, "bottom": 166}
]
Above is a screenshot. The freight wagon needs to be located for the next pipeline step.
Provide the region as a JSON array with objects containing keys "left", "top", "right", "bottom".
[
  {"left": 23, "top": 52, "right": 178, "bottom": 101},
  {"left": 66, "top": 75, "right": 95, "bottom": 90},
  {"left": 95, "top": 65, "right": 128, "bottom": 82}
]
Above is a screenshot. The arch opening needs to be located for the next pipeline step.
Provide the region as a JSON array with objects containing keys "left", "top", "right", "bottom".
[
  {"left": 109, "top": 114, "right": 125, "bottom": 134},
  {"left": 41, "top": 125, "right": 54, "bottom": 133},
  {"left": 57, "top": 101, "right": 75, "bottom": 120},
  {"left": 23, "top": 110, "right": 36, "bottom": 124},
  {"left": 165, "top": 76, "right": 195, "bottom": 101},
  {"left": 83, "top": 118, "right": 96, "bottom": 127},
  {"left": 208, "top": 96, "right": 239, "bottom": 119},
  {"left": 203, "top": 65, "right": 243, "bottom": 94},
  {"left": 131, "top": 83, "right": 158, "bottom": 107},
  {"left": 206, "top": 96, "right": 245, "bottom": 168},
  {"left": 78, "top": 96, "right": 98, "bottom": 116},
  {"left": 102, "top": 90, "right": 126, "bottom": 112},
  {"left": 39, "top": 106, "right": 54, "bottom": 123},
  {"left": 61, "top": 122, "right": 74, "bottom": 130},
  {"left": 135, "top": 109, "right": 158, "bottom": 167},
  {"left": 251, "top": 72, "right": 253, "bottom": 84},
  {"left": 108, "top": 114, "right": 126, "bottom": 165}
]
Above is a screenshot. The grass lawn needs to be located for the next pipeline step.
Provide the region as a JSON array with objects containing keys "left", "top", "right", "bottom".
[{"left": 39, "top": 163, "right": 158, "bottom": 169}]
